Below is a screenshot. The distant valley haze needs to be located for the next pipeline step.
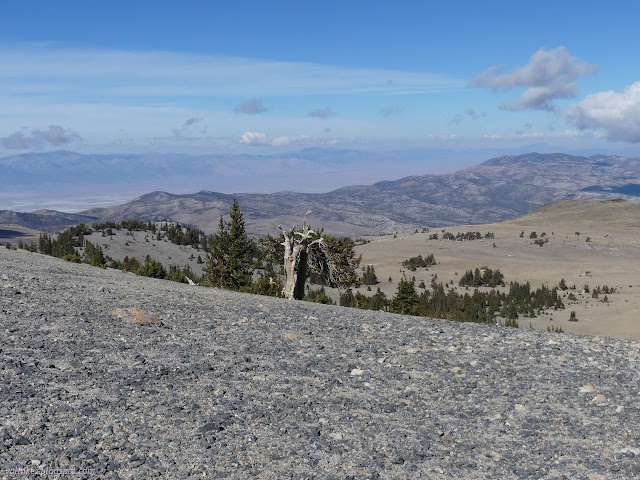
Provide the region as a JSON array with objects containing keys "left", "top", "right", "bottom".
[
  {"left": 1, "top": 147, "right": 497, "bottom": 213},
  {"left": 2, "top": 151, "right": 640, "bottom": 237}
]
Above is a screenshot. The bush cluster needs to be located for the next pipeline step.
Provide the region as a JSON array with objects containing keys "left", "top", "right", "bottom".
[{"left": 402, "top": 254, "right": 436, "bottom": 271}]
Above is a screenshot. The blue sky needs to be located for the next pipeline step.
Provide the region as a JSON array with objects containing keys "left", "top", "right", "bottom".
[{"left": 1, "top": 1, "right": 640, "bottom": 190}]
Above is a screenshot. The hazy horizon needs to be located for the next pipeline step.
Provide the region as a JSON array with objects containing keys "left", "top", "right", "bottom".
[
  {"left": 3, "top": 147, "right": 640, "bottom": 214},
  {"left": 1, "top": 2, "right": 640, "bottom": 211}
]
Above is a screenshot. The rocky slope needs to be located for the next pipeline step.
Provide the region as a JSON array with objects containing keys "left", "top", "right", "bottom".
[{"left": 2, "top": 247, "right": 640, "bottom": 479}]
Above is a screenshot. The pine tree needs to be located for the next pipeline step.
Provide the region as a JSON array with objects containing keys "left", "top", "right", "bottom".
[
  {"left": 361, "top": 265, "right": 378, "bottom": 285},
  {"left": 205, "top": 199, "right": 255, "bottom": 290},
  {"left": 340, "top": 289, "right": 356, "bottom": 307},
  {"left": 140, "top": 255, "right": 166, "bottom": 279},
  {"left": 259, "top": 217, "right": 361, "bottom": 299},
  {"left": 205, "top": 218, "right": 231, "bottom": 288},
  {"left": 391, "top": 278, "right": 419, "bottom": 315}
]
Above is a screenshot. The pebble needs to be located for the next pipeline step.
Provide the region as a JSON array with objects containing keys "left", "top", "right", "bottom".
[{"left": 2, "top": 247, "right": 640, "bottom": 479}]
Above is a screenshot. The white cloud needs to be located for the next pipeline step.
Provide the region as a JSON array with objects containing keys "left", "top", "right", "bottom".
[
  {"left": 472, "top": 47, "right": 598, "bottom": 111},
  {"left": 271, "top": 136, "right": 293, "bottom": 146},
  {"left": 239, "top": 132, "right": 270, "bottom": 146},
  {"left": 566, "top": 81, "right": 640, "bottom": 142},
  {"left": 238, "top": 132, "right": 311, "bottom": 147}
]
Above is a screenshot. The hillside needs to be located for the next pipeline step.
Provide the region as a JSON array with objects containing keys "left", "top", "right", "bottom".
[
  {"left": 0, "top": 209, "right": 97, "bottom": 233},
  {"left": 354, "top": 199, "right": 640, "bottom": 340},
  {"left": 2, "top": 246, "right": 640, "bottom": 479},
  {"left": 505, "top": 198, "right": 640, "bottom": 229},
  {"left": 79, "top": 223, "right": 207, "bottom": 277},
  {"left": 79, "top": 152, "right": 640, "bottom": 236}
]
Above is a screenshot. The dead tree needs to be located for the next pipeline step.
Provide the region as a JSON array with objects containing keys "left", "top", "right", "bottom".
[
  {"left": 275, "top": 212, "right": 361, "bottom": 300},
  {"left": 280, "top": 212, "right": 322, "bottom": 299}
]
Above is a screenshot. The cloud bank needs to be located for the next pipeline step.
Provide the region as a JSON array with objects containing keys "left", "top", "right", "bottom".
[
  {"left": 234, "top": 98, "right": 268, "bottom": 114},
  {"left": 567, "top": 81, "right": 640, "bottom": 142},
  {"left": 1, "top": 125, "right": 81, "bottom": 150},
  {"left": 473, "top": 47, "right": 598, "bottom": 111},
  {"left": 0, "top": 45, "right": 463, "bottom": 98}
]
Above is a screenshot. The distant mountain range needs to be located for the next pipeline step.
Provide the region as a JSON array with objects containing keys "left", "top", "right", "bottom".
[
  {"left": 0, "top": 209, "right": 98, "bottom": 233},
  {"left": 3, "top": 152, "right": 640, "bottom": 235},
  {"left": 81, "top": 152, "right": 640, "bottom": 235}
]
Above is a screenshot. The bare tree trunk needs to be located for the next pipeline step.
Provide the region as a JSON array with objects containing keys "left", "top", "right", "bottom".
[
  {"left": 293, "top": 240, "right": 308, "bottom": 300},
  {"left": 280, "top": 213, "right": 320, "bottom": 300},
  {"left": 281, "top": 232, "right": 297, "bottom": 299}
]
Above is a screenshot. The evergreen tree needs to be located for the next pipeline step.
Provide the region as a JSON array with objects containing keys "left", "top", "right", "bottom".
[
  {"left": 140, "top": 255, "right": 167, "bottom": 279},
  {"left": 305, "top": 286, "right": 334, "bottom": 304},
  {"left": 205, "top": 199, "right": 255, "bottom": 290},
  {"left": 83, "top": 240, "right": 105, "bottom": 267},
  {"left": 340, "top": 289, "right": 356, "bottom": 307},
  {"left": 38, "top": 232, "right": 53, "bottom": 255},
  {"left": 206, "top": 217, "right": 230, "bottom": 286},
  {"left": 391, "top": 278, "right": 419, "bottom": 315},
  {"left": 361, "top": 265, "right": 378, "bottom": 285}
]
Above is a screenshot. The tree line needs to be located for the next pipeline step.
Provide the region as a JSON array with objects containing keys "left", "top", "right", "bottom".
[
  {"left": 16, "top": 201, "right": 584, "bottom": 329},
  {"left": 333, "top": 277, "right": 566, "bottom": 328}
]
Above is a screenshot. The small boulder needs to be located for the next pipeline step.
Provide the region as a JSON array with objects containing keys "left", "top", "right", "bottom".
[{"left": 111, "top": 308, "right": 163, "bottom": 326}]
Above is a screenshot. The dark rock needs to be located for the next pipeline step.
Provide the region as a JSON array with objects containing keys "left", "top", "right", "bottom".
[{"left": 14, "top": 435, "right": 31, "bottom": 445}]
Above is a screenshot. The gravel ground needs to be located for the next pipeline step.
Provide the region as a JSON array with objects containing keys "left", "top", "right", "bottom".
[{"left": 1, "top": 246, "right": 640, "bottom": 479}]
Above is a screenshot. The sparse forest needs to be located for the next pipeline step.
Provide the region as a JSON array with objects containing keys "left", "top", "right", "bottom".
[
  {"left": 16, "top": 201, "right": 620, "bottom": 332},
  {"left": 430, "top": 231, "right": 494, "bottom": 241},
  {"left": 27, "top": 222, "right": 203, "bottom": 284},
  {"left": 332, "top": 275, "right": 567, "bottom": 328}
]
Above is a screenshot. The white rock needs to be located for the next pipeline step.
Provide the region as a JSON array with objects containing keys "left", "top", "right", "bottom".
[{"left": 580, "top": 384, "right": 596, "bottom": 393}]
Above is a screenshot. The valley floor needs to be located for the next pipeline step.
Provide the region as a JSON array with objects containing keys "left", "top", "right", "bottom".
[{"left": 355, "top": 200, "right": 640, "bottom": 340}]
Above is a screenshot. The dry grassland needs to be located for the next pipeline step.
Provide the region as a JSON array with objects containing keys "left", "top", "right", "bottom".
[{"left": 355, "top": 200, "right": 640, "bottom": 340}]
